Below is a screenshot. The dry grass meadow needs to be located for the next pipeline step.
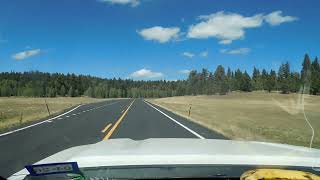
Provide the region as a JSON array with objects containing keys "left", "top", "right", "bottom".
[
  {"left": 148, "top": 92, "right": 320, "bottom": 148},
  {"left": 0, "top": 97, "right": 108, "bottom": 131}
]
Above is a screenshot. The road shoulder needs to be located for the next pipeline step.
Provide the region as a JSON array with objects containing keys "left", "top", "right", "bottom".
[{"left": 144, "top": 99, "right": 226, "bottom": 139}]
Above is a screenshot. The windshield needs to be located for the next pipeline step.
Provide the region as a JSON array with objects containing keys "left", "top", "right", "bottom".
[{"left": 0, "top": 0, "right": 320, "bottom": 179}]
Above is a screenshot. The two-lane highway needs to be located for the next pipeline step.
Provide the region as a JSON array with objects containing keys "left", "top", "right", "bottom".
[{"left": 0, "top": 99, "right": 225, "bottom": 178}]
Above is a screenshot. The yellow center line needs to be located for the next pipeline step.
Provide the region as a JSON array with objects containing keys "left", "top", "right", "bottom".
[
  {"left": 101, "top": 123, "right": 112, "bottom": 133},
  {"left": 102, "top": 99, "right": 135, "bottom": 140}
]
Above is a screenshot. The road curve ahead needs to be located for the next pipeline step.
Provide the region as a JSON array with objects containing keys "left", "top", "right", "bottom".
[{"left": 0, "top": 98, "right": 225, "bottom": 178}]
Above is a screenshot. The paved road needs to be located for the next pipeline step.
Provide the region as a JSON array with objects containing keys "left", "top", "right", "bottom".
[{"left": 0, "top": 99, "right": 225, "bottom": 178}]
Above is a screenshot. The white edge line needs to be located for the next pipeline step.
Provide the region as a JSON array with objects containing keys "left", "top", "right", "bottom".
[
  {"left": 144, "top": 100, "right": 205, "bottom": 139},
  {"left": 0, "top": 104, "right": 82, "bottom": 137},
  {"left": 0, "top": 100, "right": 123, "bottom": 138}
]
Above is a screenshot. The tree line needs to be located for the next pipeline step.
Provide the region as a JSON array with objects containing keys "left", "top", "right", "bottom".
[
  {"left": 186, "top": 54, "right": 319, "bottom": 95},
  {"left": 0, "top": 72, "right": 182, "bottom": 98},
  {"left": 0, "top": 54, "right": 319, "bottom": 98}
]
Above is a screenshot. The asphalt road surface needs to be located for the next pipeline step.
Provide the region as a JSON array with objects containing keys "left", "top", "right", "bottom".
[{"left": 0, "top": 99, "right": 225, "bottom": 178}]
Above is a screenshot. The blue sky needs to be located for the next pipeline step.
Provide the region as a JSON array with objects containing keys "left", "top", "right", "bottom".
[{"left": 0, "top": 0, "right": 319, "bottom": 80}]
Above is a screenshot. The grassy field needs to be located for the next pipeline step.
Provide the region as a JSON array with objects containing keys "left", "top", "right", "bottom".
[
  {"left": 0, "top": 97, "right": 108, "bottom": 131},
  {"left": 148, "top": 92, "right": 320, "bottom": 149}
]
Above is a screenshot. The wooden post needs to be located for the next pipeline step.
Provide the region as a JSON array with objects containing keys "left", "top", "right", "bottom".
[
  {"left": 45, "top": 100, "right": 51, "bottom": 116},
  {"left": 20, "top": 112, "right": 23, "bottom": 124},
  {"left": 188, "top": 104, "right": 192, "bottom": 117}
]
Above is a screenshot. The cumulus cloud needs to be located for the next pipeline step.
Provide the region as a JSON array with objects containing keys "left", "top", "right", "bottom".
[
  {"left": 264, "top": 11, "right": 298, "bottom": 26},
  {"left": 187, "top": 11, "right": 297, "bottom": 44},
  {"left": 130, "top": 68, "right": 163, "bottom": 78},
  {"left": 187, "top": 11, "right": 264, "bottom": 44},
  {"left": 181, "top": 52, "right": 195, "bottom": 58},
  {"left": 12, "top": 49, "right": 41, "bottom": 60},
  {"left": 220, "top": 48, "right": 250, "bottom": 55},
  {"left": 179, "top": 69, "right": 191, "bottom": 74},
  {"left": 199, "top": 51, "right": 208, "bottom": 57},
  {"left": 99, "top": 0, "right": 140, "bottom": 7},
  {"left": 137, "top": 26, "right": 180, "bottom": 43}
]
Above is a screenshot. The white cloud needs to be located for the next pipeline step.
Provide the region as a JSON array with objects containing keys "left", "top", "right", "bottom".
[
  {"left": 179, "top": 69, "right": 191, "bottom": 74},
  {"left": 187, "top": 11, "right": 264, "bottom": 44},
  {"left": 199, "top": 51, "right": 208, "bottom": 57},
  {"left": 181, "top": 52, "right": 195, "bottom": 58},
  {"left": 130, "top": 68, "right": 163, "bottom": 78},
  {"left": 220, "top": 48, "right": 250, "bottom": 55},
  {"left": 137, "top": 26, "right": 180, "bottom": 43},
  {"left": 181, "top": 51, "right": 208, "bottom": 58},
  {"left": 187, "top": 11, "right": 297, "bottom": 44},
  {"left": 264, "top": 11, "right": 298, "bottom": 26},
  {"left": 219, "top": 39, "right": 232, "bottom": 45},
  {"left": 12, "top": 49, "right": 41, "bottom": 60},
  {"left": 99, "top": 0, "right": 140, "bottom": 7}
]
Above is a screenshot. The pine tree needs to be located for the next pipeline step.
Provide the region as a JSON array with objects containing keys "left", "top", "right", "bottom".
[
  {"left": 199, "top": 68, "right": 209, "bottom": 94},
  {"left": 109, "top": 88, "right": 117, "bottom": 98},
  {"left": 213, "top": 65, "right": 228, "bottom": 95},
  {"left": 187, "top": 70, "right": 198, "bottom": 95},
  {"left": 240, "top": 71, "right": 252, "bottom": 92},
  {"left": 261, "top": 69, "right": 268, "bottom": 90},
  {"left": 290, "top": 72, "right": 300, "bottom": 92},
  {"left": 68, "top": 87, "right": 75, "bottom": 97},
  {"left": 252, "top": 67, "right": 262, "bottom": 90},
  {"left": 278, "top": 62, "right": 291, "bottom": 94},
  {"left": 0, "top": 81, "right": 12, "bottom": 96},
  {"left": 301, "top": 54, "right": 312, "bottom": 93},
  {"left": 74, "top": 89, "right": 79, "bottom": 97},
  {"left": 265, "top": 70, "right": 276, "bottom": 92},
  {"left": 265, "top": 76, "right": 271, "bottom": 93},
  {"left": 117, "top": 89, "right": 122, "bottom": 98},
  {"left": 226, "top": 67, "right": 232, "bottom": 92},
  {"left": 84, "top": 87, "right": 94, "bottom": 97},
  {"left": 311, "top": 57, "right": 320, "bottom": 95},
  {"left": 234, "top": 69, "right": 242, "bottom": 91},
  {"left": 49, "top": 88, "right": 57, "bottom": 97},
  {"left": 60, "top": 85, "right": 66, "bottom": 96}
]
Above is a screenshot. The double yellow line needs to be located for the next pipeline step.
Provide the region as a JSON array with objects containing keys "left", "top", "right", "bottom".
[
  {"left": 101, "top": 123, "right": 112, "bottom": 133},
  {"left": 101, "top": 99, "right": 135, "bottom": 140}
]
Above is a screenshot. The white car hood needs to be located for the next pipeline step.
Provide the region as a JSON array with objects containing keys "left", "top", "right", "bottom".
[{"left": 9, "top": 138, "right": 320, "bottom": 179}]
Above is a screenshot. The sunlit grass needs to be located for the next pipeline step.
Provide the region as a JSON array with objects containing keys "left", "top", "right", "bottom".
[
  {"left": 148, "top": 91, "right": 320, "bottom": 149},
  {"left": 0, "top": 97, "right": 108, "bottom": 131}
]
